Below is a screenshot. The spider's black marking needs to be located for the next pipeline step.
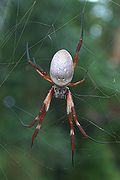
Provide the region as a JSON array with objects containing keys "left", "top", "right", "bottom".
[{"left": 53, "top": 85, "right": 69, "bottom": 99}]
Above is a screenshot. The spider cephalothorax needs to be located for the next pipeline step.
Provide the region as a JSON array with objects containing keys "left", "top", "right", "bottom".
[
  {"left": 25, "top": 12, "right": 89, "bottom": 166},
  {"left": 53, "top": 85, "right": 69, "bottom": 99}
]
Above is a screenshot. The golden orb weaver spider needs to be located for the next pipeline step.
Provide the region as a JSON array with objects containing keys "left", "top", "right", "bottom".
[{"left": 25, "top": 12, "right": 90, "bottom": 166}]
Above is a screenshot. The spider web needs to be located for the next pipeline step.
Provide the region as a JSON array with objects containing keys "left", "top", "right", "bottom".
[{"left": 0, "top": 0, "right": 120, "bottom": 179}]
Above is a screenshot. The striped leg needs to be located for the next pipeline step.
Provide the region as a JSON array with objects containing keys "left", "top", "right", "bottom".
[
  {"left": 67, "top": 90, "right": 88, "bottom": 165},
  {"left": 25, "top": 87, "right": 54, "bottom": 146},
  {"left": 72, "top": 106, "right": 88, "bottom": 138},
  {"left": 26, "top": 43, "right": 53, "bottom": 83},
  {"left": 68, "top": 79, "right": 85, "bottom": 87},
  {"left": 67, "top": 90, "right": 75, "bottom": 166},
  {"left": 73, "top": 12, "right": 84, "bottom": 68},
  {"left": 68, "top": 69, "right": 88, "bottom": 88},
  {"left": 68, "top": 112, "right": 75, "bottom": 167}
]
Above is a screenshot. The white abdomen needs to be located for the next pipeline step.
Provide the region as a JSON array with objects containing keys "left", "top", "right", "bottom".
[{"left": 50, "top": 49, "right": 74, "bottom": 86}]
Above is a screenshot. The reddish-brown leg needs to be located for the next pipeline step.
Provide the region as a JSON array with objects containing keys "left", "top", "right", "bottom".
[
  {"left": 68, "top": 112, "right": 75, "bottom": 167},
  {"left": 66, "top": 90, "right": 88, "bottom": 164},
  {"left": 73, "top": 12, "right": 84, "bottom": 68},
  {"left": 26, "top": 43, "right": 53, "bottom": 83},
  {"left": 71, "top": 106, "right": 88, "bottom": 138},
  {"left": 68, "top": 79, "right": 85, "bottom": 87},
  {"left": 25, "top": 87, "right": 54, "bottom": 146},
  {"left": 68, "top": 90, "right": 88, "bottom": 138},
  {"left": 67, "top": 91, "right": 75, "bottom": 166},
  {"left": 69, "top": 69, "right": 88, "bottom": 87},
  {"left": 31, "top": 104, "right": 47, "bottom": 146}
]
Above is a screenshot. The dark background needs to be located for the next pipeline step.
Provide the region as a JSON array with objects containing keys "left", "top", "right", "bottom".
[{"left": 0, "top": 0, "right": 120, "bottom": 179}]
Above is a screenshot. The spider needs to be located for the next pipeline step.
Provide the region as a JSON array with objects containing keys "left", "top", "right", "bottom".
[{"left": 25, "top": 12, "right": 90, "bottom": 166}]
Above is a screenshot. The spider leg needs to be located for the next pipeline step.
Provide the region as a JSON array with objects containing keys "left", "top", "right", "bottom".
[
  {"left": 73, "top": 12, "right": 84, "bottom": 68},
  {"left": 66, "top": 90, "right": 88, "bottom": 164},
  {"left": 71, "top": 106, "right": 88, "bottom": 138},
  {"left": 31, "top": 104, "right": 47, "bottom": 147},
  {"left": 67, "top": 90, "right": 88, "bottom": 138},
  {"left": 68, "top": 78, "right": 85, "bottom": 87},
  {"left": 68, "top": 112, "right": 75, "bottom": 167},
  {"left": 67, "top": 90, "right": 75, "bottom": 166},
  {"left": 68, "top": 70, "right": 88, "bottom": 87},
  {"left": 26, "top": 43, "right": 53, "bottom": 83},
  {"left": 23, "top": 104, "right": 46, "bottom": 129},
  {"left": 25, "top": 87, "right": 54, "bottom": 146}
]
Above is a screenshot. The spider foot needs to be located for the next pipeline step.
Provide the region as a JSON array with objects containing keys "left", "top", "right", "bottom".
[
  {"left": 26, "top": 42, "right": 30, "bottom": 61},
  {"left": 26, "top": 43, "right": 36, "bottom": 65},
  {"left": 22, "top": 115, "right": 39, "bottom": 128},
  {"left": 32, "top": 57, "right": 37, "bottom": 65},
  {"left": 26, "top": 43, "right": 37, "bottom": 65},
  {"left": 72, "top": 151, "right": 74, "bottom": 168},
  {"left": 31, "top": 124, "right": 41, "bottom": 147}
]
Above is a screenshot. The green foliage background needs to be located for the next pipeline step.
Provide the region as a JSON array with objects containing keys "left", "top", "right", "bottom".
[{"left": 0, "top": 0, "right": 120, "bottom": 179}]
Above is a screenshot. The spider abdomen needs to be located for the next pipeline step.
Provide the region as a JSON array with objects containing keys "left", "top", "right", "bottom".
[{"left": 50, "top": 49, "right": 74, "bottom": 86}]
